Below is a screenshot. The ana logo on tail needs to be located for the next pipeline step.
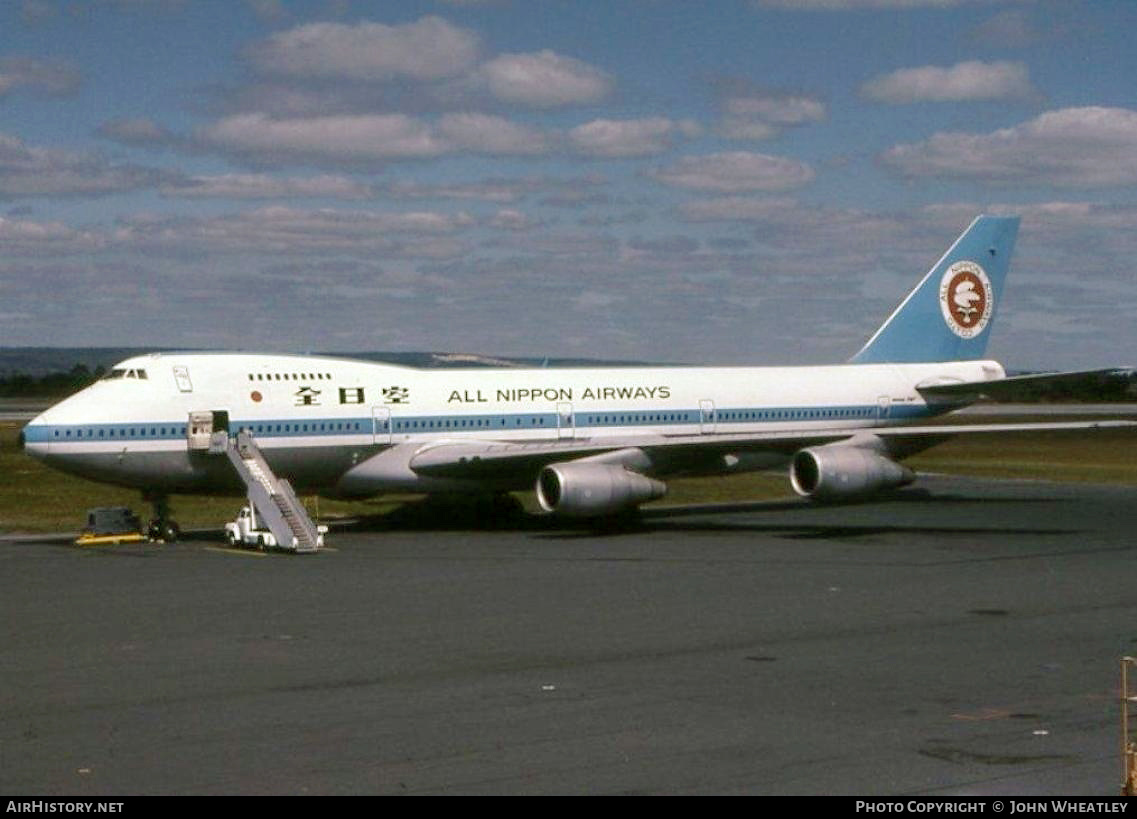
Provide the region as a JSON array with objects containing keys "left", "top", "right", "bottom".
[{"left": 939, "top": 261, "right": 993, "bottom": 338}]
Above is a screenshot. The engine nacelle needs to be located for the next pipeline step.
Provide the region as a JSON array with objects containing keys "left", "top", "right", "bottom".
[
  {"left": 789, "top": 443, "right": 915, "bottom": 501},
  {"left": 536, "top": 462, "right": 666, "bottom": 517}
]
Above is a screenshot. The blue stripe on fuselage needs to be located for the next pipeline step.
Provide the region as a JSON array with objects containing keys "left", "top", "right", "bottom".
[{"left": 22, "top": 401, "right": 937, "bottom": 445}]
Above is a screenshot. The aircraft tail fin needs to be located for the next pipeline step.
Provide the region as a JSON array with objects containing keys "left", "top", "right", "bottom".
[{"left": 851, "top": 215, "right": 1020, "bottom": 364}]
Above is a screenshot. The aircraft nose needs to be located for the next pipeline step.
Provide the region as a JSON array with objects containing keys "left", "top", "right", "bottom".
[{"left": 20, "top": 415, "right": 51, "bottom": 459}]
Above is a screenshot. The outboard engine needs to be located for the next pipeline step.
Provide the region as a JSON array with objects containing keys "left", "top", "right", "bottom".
[{"left": 790, "top": 441, "right": 914, "bottom": 501}]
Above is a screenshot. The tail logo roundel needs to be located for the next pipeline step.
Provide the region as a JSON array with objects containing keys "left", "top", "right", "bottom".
[{"left": 939, "top": 261, "right": 993, "bottom": 339}]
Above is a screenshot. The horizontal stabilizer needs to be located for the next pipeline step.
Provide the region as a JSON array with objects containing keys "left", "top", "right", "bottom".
[{"left": 918, "top": 368, "right": 1137, "bottom": 404}]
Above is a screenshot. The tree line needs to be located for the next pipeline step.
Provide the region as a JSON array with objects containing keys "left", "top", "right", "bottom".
[{"left": 0, "top": 364, "right": 105, "bottom": 398}]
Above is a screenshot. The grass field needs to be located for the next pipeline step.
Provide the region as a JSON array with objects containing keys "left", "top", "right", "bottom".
[{"left": 2, "top": 417, "right": 1135, "bottom": 534}]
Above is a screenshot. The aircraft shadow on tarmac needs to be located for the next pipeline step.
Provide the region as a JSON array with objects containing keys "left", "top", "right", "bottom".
[
  {"left": 342, "top": 486, "right": 1078, "bottom": 541},
  {"left": 9, "top": 485, "right": 1078, "bottom": 549}
]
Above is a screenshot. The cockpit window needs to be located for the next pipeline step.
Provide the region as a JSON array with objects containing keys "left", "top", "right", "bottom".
[{"left": 101, "top": 367, "right": 148, "bottom": 381}]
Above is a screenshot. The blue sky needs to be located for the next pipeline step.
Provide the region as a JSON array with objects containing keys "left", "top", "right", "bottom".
[{"left": 3, "top": 0, "right": 1137, "bottom": 370}]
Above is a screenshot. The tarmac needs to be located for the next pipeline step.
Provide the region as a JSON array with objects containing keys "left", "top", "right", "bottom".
[{"left": 2, "top": 474, "right": 1136, "bottom": 795}]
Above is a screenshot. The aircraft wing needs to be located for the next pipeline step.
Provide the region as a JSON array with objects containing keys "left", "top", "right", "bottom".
[
  {"left": 406, "top": 430, "right": 851, "bottom": 480},
  {"left": 917, "top": 367, "right": 1137, "bottom": 404},
  {"left": 406, "top": 419, "right": 1137, "bottom": 481}
]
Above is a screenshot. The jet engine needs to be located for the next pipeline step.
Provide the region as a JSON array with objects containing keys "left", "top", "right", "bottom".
[
  {"left": 789, "top": 442, "right": 915, "bottom": 501},
  {"left": 536, "top": 462, "right": 666, "bottom": 517}
]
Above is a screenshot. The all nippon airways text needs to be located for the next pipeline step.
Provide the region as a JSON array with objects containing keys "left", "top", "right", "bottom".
[{"left": 856, "top": 803, "right": 1129, "bottom": 815}]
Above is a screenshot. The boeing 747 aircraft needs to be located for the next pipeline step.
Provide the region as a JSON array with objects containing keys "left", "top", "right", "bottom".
[{"left": 19, "top": 215, "right": 1133, "bottom": 540}]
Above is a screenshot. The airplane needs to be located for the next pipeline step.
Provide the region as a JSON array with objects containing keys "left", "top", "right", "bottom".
[{"left": 19, "top": 214, "right": 1136, "bottom": 540}]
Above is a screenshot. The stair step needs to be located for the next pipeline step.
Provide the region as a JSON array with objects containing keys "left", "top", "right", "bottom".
[{"left": 225, "top": 430, "right": 322, "bottom": 554}]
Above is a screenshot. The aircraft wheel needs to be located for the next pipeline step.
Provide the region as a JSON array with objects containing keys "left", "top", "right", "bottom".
[
  {"left": 162, "top": 521, "right": 180, "bottom": 543},
  {"left": 227, "top": 530, "right": 239, "bottom": 547}
]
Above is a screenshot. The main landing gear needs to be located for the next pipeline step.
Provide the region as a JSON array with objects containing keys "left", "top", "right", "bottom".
[{"left": 144, "top": 492, "right": 181, "bottom": 543}]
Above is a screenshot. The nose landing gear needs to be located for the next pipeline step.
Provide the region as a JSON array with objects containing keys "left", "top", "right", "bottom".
[{"left": 144, "top": 493, "right": 181, "bottom": 543}]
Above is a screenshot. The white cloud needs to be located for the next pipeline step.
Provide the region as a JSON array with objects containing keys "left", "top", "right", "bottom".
[
  {"left": 0, "top": 215, "right": 103, "bottom": 254},
  {"left": 755, "top": 0, "right": 1030, "bottom": 9},
  {"left": 968, "top": 9, "right": 1050, "bottom": 48},
  {"left": 245, "top": 0, "right": 286, "bottom": 22},
  {"left": 111, "top": 206, "right": 477, "bottom": 256},
  {"left": 716, "top": 91, "right": 826, "bottom": 141},
  {"left": 198, "top": 113, "right": 449, "bottom": 163},
  {"left": 245, "top": 17, "right": 481, "bottom": 82},
  {"left": 650, "top": 151, "right": 815, "bottom": 192},
  {"left": 437, "top": 113, "right": 551, "bottom": 155},
  {"left": 861, "top": 60, "right": 1035, "bottom": 104},
  {"left": 725, "top": 94, "right": 826, "bottom": 126},
  {"left": 0, "top": 56, "right": 80, "bottom": 98},
  {"left": 383, "top": 180, "right": 520, "bottom": 203},
  {"left": 678, "top": 196, "right": 799, "bottom": 222},
  {"left": 97, "top": 117, "right": 179, "bottom": 147},
  {"left": 197, "top": 110, "right": 566, "bottom": 164},
  {"left": 569, "top": 118, "right": 694, "bottom": 158},
  {"left": 717, "top": 119, "right": 779, "bottom": 141},
  {"left": 0, "top": 132, "right": 175, "bottom": 197},
  {"left": 489, "top": 208, "right": 535, "bottom": 231},
  {"left": 882, "top": 106, "right": 1137, "bottom": 187},
  {"left": 164, "top": 174, "right": 375, "bottom": 200},
  {"left": 197, "top": 111, "right": 559, "bottom": 164},
  {"left": 477, "top": 50, "right": 611, "bottom": 107}
]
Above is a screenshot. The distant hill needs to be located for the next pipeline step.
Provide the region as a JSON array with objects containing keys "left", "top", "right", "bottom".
[
  {"left": 0, "top": 347, "right": 656, "bottom": 379},
  {"left": 2, "top": 348, "right": 1134, "bottom": 403}
]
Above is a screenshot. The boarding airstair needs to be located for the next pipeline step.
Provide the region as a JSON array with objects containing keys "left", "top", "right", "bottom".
[{"left": 222, "top": 430, "right": 321, "bottom": 553}]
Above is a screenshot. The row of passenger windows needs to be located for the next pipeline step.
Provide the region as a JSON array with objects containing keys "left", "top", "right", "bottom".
[
  {"left": 394, "top": 417, "right": 543, "bottom": 430},
  {"left": 56, "top": 426, "right": 185, "bottom": 438},
  {"left": 52, "top": 407, "right": 883, "bottom": 440},
  {"left": 242, "top": 422, "right": 362, "bottom": 434},
  {"left": 248, "top": 372, "right": 333, "bottom": 382},
  {"left": 587, "top": 413, "right": 689, "bottom": 424},
  {"left": 716, "top": 408, "right": 873, "bottom": 421}
]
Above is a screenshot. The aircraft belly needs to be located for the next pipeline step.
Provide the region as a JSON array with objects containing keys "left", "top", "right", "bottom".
[
  {"left": 262, "top": 443, "right": 385, "bottom": 493},
  {"left": 335, "top": 442, "right": 520, "bottom": 497},
  {"left": 42, "top": 449, "right": 203, "bottom": 492},
  {"left": 38, "top": 443, "right": 380, "bottom": 495}
]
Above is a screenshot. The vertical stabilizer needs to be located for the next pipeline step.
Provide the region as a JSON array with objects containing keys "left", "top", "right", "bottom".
[{"left": 851, "top": 215, "right": 1019, "bottom": 364}]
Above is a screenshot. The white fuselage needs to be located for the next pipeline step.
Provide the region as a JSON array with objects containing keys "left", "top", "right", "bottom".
[{"left": 22, "top": 351, "right": 1004, "bottom": 496}]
